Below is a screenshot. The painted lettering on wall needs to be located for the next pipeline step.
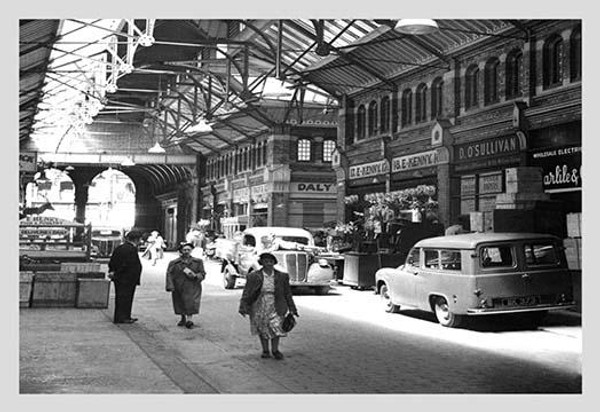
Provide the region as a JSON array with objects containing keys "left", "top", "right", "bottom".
[
  {"left": 391, "top": 150, "right": 439, "bottom": 173},
  {"left": 349, "top": 160, "right": 389, "bottom": 180},
  {"left": 296, "top": 183, "right": 334, "bottom": 192},
  {"left": 455, "top": 136, "right": 519, "bottom": 162}
]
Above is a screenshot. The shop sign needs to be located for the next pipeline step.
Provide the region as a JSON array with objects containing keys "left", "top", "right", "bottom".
[
  {"left": 478, "top": 172, "right": 503, "bottom": 194},
  {"left": 19, "top": 152, "right": 37, "bottom": 172},
  {"left": 455, "top": 135, "right": 520, "bottom": 164},
  {"left": 292, "top": 182, "right": 336, "bottom": 193},
  {"left": 349, "top": 160, "right": 389, "bottom": 180},
  {"left": 530, "top": 145, "right": 582, "bottom": 193},
  {"left": 231, "top": 179, "right": 246, "bottom": 190},
  {"left": 391, "top": 150, "right": 439, "bottom": 173},
  {"left": 460, "top": 175, "right": 477, "bottom": 196},
  {"left": 250, "top": 184, "right": 267, "bottom": 203},
  {"left": 233, "top": 187, "right": 249, "bottom": 203}
]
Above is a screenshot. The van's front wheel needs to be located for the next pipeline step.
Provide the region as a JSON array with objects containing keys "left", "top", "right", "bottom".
[
  {"left": 380, "top": 283, "right": 400, "bottom": 313},
  {"left": 434, "top": 297, "right": 462, "bottom": 327}
]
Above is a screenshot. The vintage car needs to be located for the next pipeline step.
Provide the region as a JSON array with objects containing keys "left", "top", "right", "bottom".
[
  {"left": 90, "top": 228, "right": 123, "bottom": 258},
  {"left": 375, "top": 232, "right": 575, "bottom": 328},
  {"left": 216, "top": 226, "right": 335, "bottom": 294}
]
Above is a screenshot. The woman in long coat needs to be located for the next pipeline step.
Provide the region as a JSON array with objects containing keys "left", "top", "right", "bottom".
[
  {"left": 166, "top": 242, "right": 206, "bottom": 328},
  {"left": 238, "top": 252, "right": 299, "bottom": 360}
]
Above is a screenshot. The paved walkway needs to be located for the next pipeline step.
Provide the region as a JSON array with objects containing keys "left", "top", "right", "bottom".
[{"left": 19, "top": 253, "right": 583, "bottom": 395}]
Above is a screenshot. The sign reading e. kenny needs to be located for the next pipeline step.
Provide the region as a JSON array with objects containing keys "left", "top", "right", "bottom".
[
  {"left": 349, "top": 160, "right": 389, "bottom": 180},
  {"left": 391, "top": 150, "right": 439, "bottom": 173}
]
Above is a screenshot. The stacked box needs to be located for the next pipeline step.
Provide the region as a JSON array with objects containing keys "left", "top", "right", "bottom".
[
  {"left": 566, "top": 213, "right": 582, "bottom": 238},
  {"left": 31, "top": 272, "right": 77, "bottom": 308},
  {"left": 505, "top": 168, "right": 544, "bottom": 193},
  {"left": 76, "top": 279, "right": 110, "bottom": 308},
  {"left": 19, "top": 272, "right": 35, "bottom": 308},
  {"left": 563, "top": 237, "right": 582, "bottom": 270}
]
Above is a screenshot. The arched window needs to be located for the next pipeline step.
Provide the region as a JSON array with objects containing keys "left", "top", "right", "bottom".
[
  {"left": 401, "top": 89, "right": 412, "bottom": 127},
  {"left": 380, "top": 96, "right": 390, "bottom": 133},
  {"left": 430, "top": 77, "right": 443, "bottom": 120},
  {"left": 465, "top": 64, "right": 479, "bottom": 109},
  {"left": 415, "top": 83, "right": 427, "bottom": 123},
  {"left": 262, "top": 142, "right": 267, "bottom": 165},
  {"left": 323, "top": 140, "right": 336, "bottom": 162},
  {"left": 570, "top": 27, "right": 582, "bottom": 81},
  {"left": 543, "top": 34, "right": 564, "bottom": 88},
  {"left": 367, "top": 100, "right": 378, "bottom": 136},
  {"left": 243, "top": 148, "right": 248, "bottom": 170},
  {"left": 505, "top": 49, "right": 523, "bottom": 99},
  {"left": 484, "top": 58, "right": 500, "bottom": 105},
  {"left": 297, "top": 139, "right": 311, "bottom": 161},
  {"left": 356, "top": 105, "right": 366, "bottom": 140}
]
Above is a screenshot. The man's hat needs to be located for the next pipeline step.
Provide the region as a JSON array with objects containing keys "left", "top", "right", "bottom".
[{"left": 258, "top": 252, "right": 278, "bottom": 264}]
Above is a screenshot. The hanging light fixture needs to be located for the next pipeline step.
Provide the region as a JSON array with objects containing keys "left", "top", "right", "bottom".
[
  {"left": 148, "top": 141, "right": 166, "bottom": 153},
  {"left": 395, "top": 19, "right": 439, "bottom": 35}
]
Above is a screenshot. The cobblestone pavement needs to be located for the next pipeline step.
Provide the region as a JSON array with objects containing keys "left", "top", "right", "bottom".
[{"left": 19, "top": 253, "right": 582, "bottom": 394}]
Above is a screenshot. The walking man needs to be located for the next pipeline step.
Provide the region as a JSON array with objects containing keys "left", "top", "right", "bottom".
[{"left": 108, "top": 230, "right": 143, "bottom": 324}]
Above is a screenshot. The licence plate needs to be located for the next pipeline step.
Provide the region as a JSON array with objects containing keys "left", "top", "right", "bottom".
[{"left": 507, "top": 296, "right": 541, "bottom": 306}]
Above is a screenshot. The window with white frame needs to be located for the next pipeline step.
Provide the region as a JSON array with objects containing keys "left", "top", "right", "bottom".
[
  {"left": 297, "top": 139, "right": 311, "bottom": 161},
  {"left": 323, "top": 140, "right": 336, "bottom": 162}
]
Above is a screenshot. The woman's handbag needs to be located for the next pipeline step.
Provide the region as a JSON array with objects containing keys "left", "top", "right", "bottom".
[{"left": 282, "top": 312, "right": 296, "bottom": 332}]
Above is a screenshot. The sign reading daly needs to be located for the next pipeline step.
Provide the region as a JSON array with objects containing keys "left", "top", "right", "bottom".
[{"left": 291, "top": 182, "right": 336, "bottom": 193}]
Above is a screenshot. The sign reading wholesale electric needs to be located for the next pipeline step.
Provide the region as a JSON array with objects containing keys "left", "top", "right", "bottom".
[
  {"left": 349, "top": 150, "right": 441, "bottom": 180},
  {"left": 530, "top": 146, "right": 581, "bottom": 193}
]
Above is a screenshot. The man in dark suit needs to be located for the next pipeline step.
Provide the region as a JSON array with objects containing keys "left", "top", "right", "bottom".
[{"left": 108, "top": 230, "right": 143, "bottom": 324}]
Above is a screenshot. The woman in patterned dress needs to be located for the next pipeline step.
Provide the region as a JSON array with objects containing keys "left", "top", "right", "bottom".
[
  {"left": 239, "top": 252, "right": 299, "bottom": 360},
  {"left": 166, "top": 242, "right": 206, "bottom": 329}
]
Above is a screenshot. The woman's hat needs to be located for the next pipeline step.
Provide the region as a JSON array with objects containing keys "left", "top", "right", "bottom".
[
  {"left": 258, "top": 252, "right": 278, "bottom": 264},
  {"left": 178, "top": 242, "right": 195, "bottom": 251}
]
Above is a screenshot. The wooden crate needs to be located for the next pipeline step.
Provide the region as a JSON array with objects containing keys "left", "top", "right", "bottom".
[
  {"left": 76, "top": 279, "right": 110, "bottom": 308},
  {"left": 19, "top": 272, "right": 35, "bottom": 308},
  {"left": 31, "top": 272, "right": 77, "bottom": 308}
]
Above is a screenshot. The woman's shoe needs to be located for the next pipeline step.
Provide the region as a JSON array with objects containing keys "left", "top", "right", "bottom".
[
  {"left": 272, "top": 351, "right": 284, "bottom": 360},
  {"left": 261, "top": 351, "right": 271, "bottom": 359},
  {"left": 185, "top": 321, "right": 194, "bottom": 329},
  {"left": 177, "top": 319, "right": 186, "bottom": 326}
]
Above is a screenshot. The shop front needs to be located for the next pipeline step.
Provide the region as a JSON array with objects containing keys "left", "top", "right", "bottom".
[
  {"left": 452, "top": 134, "right": 523, "bottom": 230},
  {"left": 288, "top": 180, "right": 337, "bottom": 230}
]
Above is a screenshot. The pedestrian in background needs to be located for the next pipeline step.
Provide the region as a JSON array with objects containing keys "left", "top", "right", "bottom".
[
  {"left": 166, "top": 242, "right": 206, "bottom": 329},
  {"left": 147, "top": 230, "right": 166, "bottom": 265},
  {"left": 238, "top": 252, "right": 299, "bottom": 360},
  {"left": 108, "top": 230, "right": 143, "bottom": 324}
]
